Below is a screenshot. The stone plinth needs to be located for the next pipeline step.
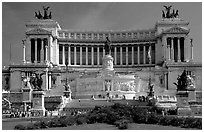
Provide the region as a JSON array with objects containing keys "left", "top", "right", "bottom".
[
  {"left": 31, "top": 90, "right": 45, "bottom": 116},
  {"left": 176, "top": 91, "right": 192, "bottom": 116},
  {"left": 187, "top": 85, "right": 196, "bottom": 102},
  {"left": 22, "top": 87, "right": 32, "bottom": 102}
]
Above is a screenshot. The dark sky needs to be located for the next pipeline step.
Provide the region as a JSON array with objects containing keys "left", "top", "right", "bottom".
[{"left": 2, "top": 2, "right": 202, "bottom": 66}]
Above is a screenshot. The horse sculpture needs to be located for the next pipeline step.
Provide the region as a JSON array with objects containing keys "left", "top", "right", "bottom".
[{"left": 30, "top": 73, "right": 44, "bottom": 91}]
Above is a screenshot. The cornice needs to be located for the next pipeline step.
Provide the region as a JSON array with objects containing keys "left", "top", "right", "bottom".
[
  {"left": 57, "top": 38, "right": 157, "bottom": 43},
  {"left": 25, "top": 19, "right": 61, "bottom": 29},
  {"left": 166, "top": 62, "right": 202, "bottom": 68},
  {"left": 26, "top": 28, "right": 52, "bottom": 35},
  {"left": 162, "top": 26, "right": 190, "bottom": 35}
]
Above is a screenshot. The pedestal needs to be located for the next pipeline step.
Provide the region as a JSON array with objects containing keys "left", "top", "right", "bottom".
[
  {"left": 31, "top": 90, "right": 46, "bottom": 116},
  {"left": 22, "top": 87, "right": 32, "bottom": 112},
  {"left": 187, "top": 85, "right": 196, "bottom": 102},
  {"left": 22, "top": 87, "right": 32, "bottom": 102},
  {"left": 176, "top": 91, "right": 192, "bottom": 116}
]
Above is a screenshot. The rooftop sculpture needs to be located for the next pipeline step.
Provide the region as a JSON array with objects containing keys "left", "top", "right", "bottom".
[
  {"left": 162, "top": 5, "right": 179, "bottom": 19},
  {"left": 35, "top": 6, "right": 52, "bottom": 20}
]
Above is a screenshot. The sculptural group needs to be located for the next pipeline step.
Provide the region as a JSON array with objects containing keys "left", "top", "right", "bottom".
[
  {"left": 35, "top": 6, "right": 52, "bottom": 19},
  {"left": 162, "top": 5, "right": 179, "bottom": 19}
]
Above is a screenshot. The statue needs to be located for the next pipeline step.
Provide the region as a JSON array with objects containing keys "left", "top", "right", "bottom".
[
  {"left": 186, "top": 75, "right": 195, "bottom": 88},
  {"left": 104, "top": 37, "right": 112, "bottom": 55},
  {"left": 35, "top": 6, "right": 52, "bottom": 20},
  {"left": 162, "top": 10, "right": 165, "bottom": 18},
  {"left": 174, "top": 10, "right": 179, "bottom": 18},
  {"left": 23, "top": 77, "right": 31, "bottom": 88},
  {"left": 64, "top": 83, "right": 70, "bottom": 91},
  {"left": 43, "top": 6, "right": 50, "bottom": 19},
  {"left": 148, "top": 84, "right": 154, "bottom": 97},
  {"left": 162, "top": 5, "right": 179, "bottom": 19},
  {"left": 48, "top": 11, "right": 52, "bottom": 19},
  {"left": 30, "top": 73, "right": 44, "bottom": 91},
  {"left": 173, "top": 70, "right": 188, "bottom": 91},
  {"left": 35, "top": 11, "right": 43, "bottom": 19},
  {"left": 163, "top": 5, "right": 172, "bottom": 18}
]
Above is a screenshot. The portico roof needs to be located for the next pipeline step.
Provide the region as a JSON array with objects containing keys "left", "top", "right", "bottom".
[{"left": 26, "top": 28, "right": 52, "bottom": 35}]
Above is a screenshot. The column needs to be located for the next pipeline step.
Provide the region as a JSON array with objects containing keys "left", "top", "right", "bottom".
[
  {"left": 171, "top": 38, "right": 174, "bottom": 62},
  {"left": 120, "top": 46, "right": 122, "bottom": 65},
  {"left": 34, "top": 39, "right": 37, "bottom": 63},
  {"left": 149, "top": 45, "right": 152, "bottom": 64},
  {"left": 80, "top": 46, "right": 82, "bottom": 65},
  {"left": 86, "top": 46, "right": 88, "bottom": 65},
  {"left": 167, "top": 44, "right": 171, "bottom": 61},
  {"left": 126, "top": 46, "right": 128, "bottom": 65},
  {"left": 48, "top": 73, "right": 52, "bottom": 89},
  {"left": 26, "top": 38, "right": 31, "bottom": 63},
  {"left": 183, "top": 37, "right": 188, "bottom": 62},
  {"left": 190, "top": 39, "right": 193, "bottom": 61},
  {"left": 74, "top": 46, "right": 76, "bottom": 65},
  {"left": 41, "top": 39, "right": 44, "bottom": 63},
  {"left": 91, "top": 46, "right": 94, "bottom": 65},
  {"left": 177, "top": 37, "right": 181, "bottom": 62},
  {"left": 45, "top": 45, "right": 48, "bottom": 63},
  {"left": 68, "top": 45, "right": 71, "bottom": 65},
  {"left": 62, "top": 45, "right": 65, "bottom": 65},
  {"left": 132, "top": 46, "right": 134, "bottom": 65},
  {"left": 97, "top": 46, "right": 100, "bottom": 65},
  {"left": 143, "top": 45, "right": 146, "bottom": 64},
  {"left": 114, "top": 46, "right": 117, "bottom": 65},
  {"left": 137, "top": 45, "right": 140, "bottom": 64},
  {"left": 103, "top": 48, "right": 105, "bottom": 57},
  {"left": 23, "top": 43, "right": 26, "bottom": 63},
  {"left": 162, "top": 36, "right": 167, "bottom": 61},
  {"left": 48, "top": 37, "right": 51, "bottom": 62},
  {"left": 164, "top": 73, "right": 168, "bottom": 90}
]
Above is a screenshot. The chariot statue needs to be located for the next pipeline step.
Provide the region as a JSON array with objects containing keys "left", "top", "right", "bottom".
[
  {"left": 162, "top": 5, "right": 179, "bottom": 19},
  {"left": 35, "top": 6, "right": 52, "bottom": 19}
]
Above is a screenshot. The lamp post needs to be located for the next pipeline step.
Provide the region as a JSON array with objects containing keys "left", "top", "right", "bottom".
[
  {"left": 64, "top": 60, "right": 71, "bottom": 99},
  {"left": 65, "top": 60, "right": 68, "bottom": 87},
  {"left": 147, "top": 48, "right": 154, "bottom": 97}
]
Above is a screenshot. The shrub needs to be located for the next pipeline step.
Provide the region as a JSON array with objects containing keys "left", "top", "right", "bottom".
[
  {"left": 114, "top": 119, "right": 129, "bottom": 130},
  {"left": 146, "top": 113, "right": 160, "bottom": 124},
  {"left": 14, "top": 124, "right": 26, "bottom": 130},
  {"left": 76, "top": 115, "right": 88, "bottom": 125},
  {"left": 168, "top": 117, "right": 183, "bottom": 127},
  {"left": 63, "top": 115, "right": 77, "bottom": 126},
  {"left": 26, "top": 123, "right": 38, "bottom": 130},
  {"left": 158, "top": 116, "right": 173, "bottom": 126},
  {"left": 181, "top": 117, "right": 202, "bottom": 129}
]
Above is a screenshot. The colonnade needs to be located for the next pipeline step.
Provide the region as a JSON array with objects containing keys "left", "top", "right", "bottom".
[
  {"left": 59, "top": 44, "right": 155, "bottom": 66},
  {"left": 165, "top": 37, "right": 184, "bottom": 62},
  {"left": 28, "top": 38, "right": 48, "bottom": 63}
]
